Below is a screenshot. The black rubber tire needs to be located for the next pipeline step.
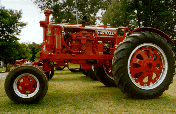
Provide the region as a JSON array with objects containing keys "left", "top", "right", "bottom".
[
  {"left": 112, "top": 32, "right": 175, "bottom": 99},
  {"left": 96, "top": 66, "right": 117, "bottom": 87},
  {"left": 5, "top": 65, "right": 48, "bottom": 104},
  {"left": 87, "top": 69, "right": 98, "bottom": 80},
  {"left": 81, "top": 69, "right": 88, "bottom": 76}
]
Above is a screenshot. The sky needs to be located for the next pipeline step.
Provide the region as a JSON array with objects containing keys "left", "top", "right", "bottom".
[{"left": 1, "top": 0, "right": 45, "bottom": 44}]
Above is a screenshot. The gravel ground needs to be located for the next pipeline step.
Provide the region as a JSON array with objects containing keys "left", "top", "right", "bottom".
[{"left": 0, "top": 72, "right": 8, "bottom": 78}]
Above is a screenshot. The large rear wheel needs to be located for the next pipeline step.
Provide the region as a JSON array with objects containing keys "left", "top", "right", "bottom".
[
  {"left": 5, "top": 65, "right": 48, "bottom": 104},
  {"left": 112, "top": 32, "right": 175, "bottom": 99}
]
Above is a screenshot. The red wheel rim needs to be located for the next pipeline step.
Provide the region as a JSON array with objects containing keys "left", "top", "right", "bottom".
[
  {"left": 128, "top": 43, "right": 168, "bottom": 89},
  {"left": 13, "top": 73, "right": 39, "bottom": 98},
  {"left": 17, "top": 76, "right": 37, "bottom": 94}
]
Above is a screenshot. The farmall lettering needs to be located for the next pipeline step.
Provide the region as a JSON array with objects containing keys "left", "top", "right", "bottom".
[
  {"left": 98, "top": 30, "right": 115, "bottom": 35},
  {"left": 5, "top": 10, "right": 175, "bottom": 104}
]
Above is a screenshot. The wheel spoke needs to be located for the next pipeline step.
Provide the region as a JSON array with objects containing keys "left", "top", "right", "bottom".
[
  {"left": 147, "top": 72, "right": 154, "bottom": 84},
  {"left": 153, "top": 67, "right": 162, "bottom": 79},
  {"left": 130, "top": 66, "right": 144, "bottom": 78},
  {"left": 139, "top": 51, "right": 149, "bottom": 60},
  {"left": 153, "top": 57, "right": 162, "bottom": 68},
  {"left": 135, "top": 73, "right": 145, "bottom": 86}
]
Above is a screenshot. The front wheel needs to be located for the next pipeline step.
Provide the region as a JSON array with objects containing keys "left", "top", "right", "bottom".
[
  {"left": 112, "top": 32, "right": 175, "bottom": 99},
  {"left": 5, "top": 65, "right": 48, "bottom": 104}
]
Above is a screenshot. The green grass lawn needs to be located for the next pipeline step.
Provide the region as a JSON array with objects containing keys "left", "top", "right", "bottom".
[{"left": 0, "top": 68, "right": 176, "bottom": 113}]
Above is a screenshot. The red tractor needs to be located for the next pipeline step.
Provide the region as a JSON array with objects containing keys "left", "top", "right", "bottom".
[{"left": 5, "top": 10, "right": 175, "bottom": 104}]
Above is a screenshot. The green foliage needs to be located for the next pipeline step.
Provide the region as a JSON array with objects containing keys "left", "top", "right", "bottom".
[
  {"left": 34, "top": 0, "right": 110, "bottom": 25},
  {"left": 18, "top": 43, "right": 32, "bottom": 60},
  {"left": 0, "top": 41, "right": 32, "bottom": 64},
  {"left": 102, "top": 0, "right": 133, "bottom": 27},
  {"left": 131, "top": 0, "right": 176, "bottom": 39},
  {"left": 0, "top": 7, "right": 27, "bottom": 42},
  {"left": 28, "top": 42, "right": 42, "bottom": 62},
  {"left": 102, "top": 0, "right": 176, "bottom": 39},
  {"left": 34, "top": 51, "right": 41, "bottom": 61},
  {"left": 0, "top": 7, "right": 27, "bottom": 66}
]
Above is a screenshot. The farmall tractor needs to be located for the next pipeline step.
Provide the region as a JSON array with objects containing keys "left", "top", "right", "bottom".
[{"left": 5, "top": 10, "right": 175, "bottom": 104}]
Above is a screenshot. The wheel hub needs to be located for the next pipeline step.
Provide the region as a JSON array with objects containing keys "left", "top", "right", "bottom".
[
  {"left": 144, "top": 59, "right": 154, "bottom": 72},
  {"left": 17, "top": 76, "right": 37, "bottom": 94},
  {"left": 24, "top": 83, "right": 30, "bottom": 89}
]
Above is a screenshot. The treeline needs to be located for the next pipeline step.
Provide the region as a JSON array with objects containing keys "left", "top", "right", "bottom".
[
  {"left": 102, "top": 0, "right": 175, "bottom": 39},
  {"left": 34, "top": 0, "right": 175, "bottom": 39},
  {"left": 0, "top": 41, "right": 41, "bottom": 65}
]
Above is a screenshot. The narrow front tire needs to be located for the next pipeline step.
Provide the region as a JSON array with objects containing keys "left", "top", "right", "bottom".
[{"left": 5, "top": 65, "right": 48, "bottom": 104}]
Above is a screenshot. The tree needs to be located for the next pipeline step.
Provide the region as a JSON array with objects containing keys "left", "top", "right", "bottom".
[
  {"left": 28, "top": 42, "right": 42, "bottom": 62},
  {"left": 0, "top": 41, "right": 32, "bottom": 72},
  {"left": 102, "top": 0, "right": 176, "bottom": 39},
  {"left": 18, "top": 43, "right": 32, "bottom": 60},
  {"left": 35, "top": 51, "right": 41, "bottom": 61},
  {"left": 0, "top": 7, "right": 27, "bottom": 71},
  {"left": 132, "top": 0, "right": 175, "bottom": 39},
  {"left": 0, "top": 7, "right": 26, "bottom": 42},
  {"left": 34, "top": 0, "right": 110, "bottom": 25},
  {"left": 102, "top": 0, "right": 133, "bottom": 27}
]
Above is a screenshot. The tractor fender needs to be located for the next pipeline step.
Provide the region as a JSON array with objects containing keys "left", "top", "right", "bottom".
[{"left": 132, "top": 27, "right": 174, "bottom": 43}]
